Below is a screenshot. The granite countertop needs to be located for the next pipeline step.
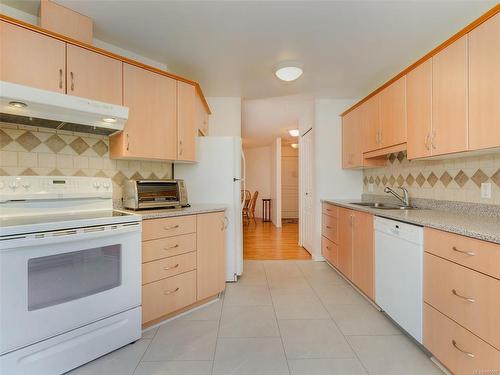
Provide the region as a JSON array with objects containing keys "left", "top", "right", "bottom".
[
  {"left": 322, "top": 199, "right": 500, "bottom": 244},
  {"left": 117, "top": 204, "right": 228, "bottom": 220}
]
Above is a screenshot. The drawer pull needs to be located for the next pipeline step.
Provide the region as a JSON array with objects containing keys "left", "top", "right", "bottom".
[
  {"left": 163, "top": 287, "right": 180, "bottom": 295},
  {"left": 451, "top": 340, "right": 475, "bottom": 358},
  {"left": 326, "top": 246, "right": 331, "bottom": 250},
  {"left": 163, "top": 225, "right": 180, "bottom": 231},
  {"left": 326, "top": 208, "right": 332, "bottom": 212},
  {"left": 163, "top": 244, "right": 179, "bottom": 250},
  {"left": 326, "top": 225, "right": 332, "bottom": 229},
  {"left": 452, "top": 289, "right": 476, "bottom": 303},
  {"left": 452, "top": 246, "right": 475, "bottom": 257},
  {"left": 163, "top": 264, "right": 180, "bottom": 271}
]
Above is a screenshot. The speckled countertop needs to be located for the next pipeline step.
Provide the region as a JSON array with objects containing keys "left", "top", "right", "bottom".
[
  {"left": 117, "top": 204, "right": 227, "bottom": 220},
  {"left": 322, "top": 199, "right": 500, "bottom": 244}
]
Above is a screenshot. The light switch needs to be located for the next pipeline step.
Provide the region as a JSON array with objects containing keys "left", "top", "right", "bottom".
[{"left": 481, "top": 182, "right": 492, "bottom": 199}]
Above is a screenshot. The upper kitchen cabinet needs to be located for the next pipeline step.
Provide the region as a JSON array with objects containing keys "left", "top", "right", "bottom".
[
  {"left": 196, "top": 90, "right": 209, "bottom": 136},
  {"left": 66, "top": 44, "right": 123, "bottom": 105},
  {"left": 407, "top": 59, "right": 432, "bottom": 159},
  {"left": 342, "top": 107, "right": 362, "bottom": 168},
  {"left": 110, "top": 63, "right": 177, "bottom": 160},
  {"left": 432, "top": 36, "right": 468, "bottom": 156},
  {"left": 468, "top": 13, "right": 500, "bottom": 151},
  {"left": 177, "top": 81, "right": 197, "bottom": 162},
  {"left": 0, "top": 20, "right": 66, "bottom": 93},
  {"left": 361, "top": 95, "right": 381, "bottom": 153},
  {"left": 379, "top": 76, "right": 406, "bottom": 149}
]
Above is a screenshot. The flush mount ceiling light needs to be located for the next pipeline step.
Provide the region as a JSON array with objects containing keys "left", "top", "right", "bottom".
[
  {"left": 102, "top": 117, "right": 117, "bottom": 123},
  {"left": 288, "top": 129, "right": 300, "bottom": 137},
  {"left": 290, "top": 143, "right": 299, "bottom": 149},
  {"left": 274, "top": 62, "right": 303, "bottom": 82},
  {"left": 9, "top": 101, "right": 27, "bottom": 108}
]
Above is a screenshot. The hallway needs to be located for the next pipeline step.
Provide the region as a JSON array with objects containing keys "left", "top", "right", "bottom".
[{"left": 243, "top": 220, "right": 311, "bottom": 260}]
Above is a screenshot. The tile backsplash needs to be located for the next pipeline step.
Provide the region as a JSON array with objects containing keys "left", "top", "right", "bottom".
[
  {"left": 363, "top": 151, "right": 500, "bottom": 205},
  {"left": 0, "top": 122, "right": 172, "bottom": 199}
]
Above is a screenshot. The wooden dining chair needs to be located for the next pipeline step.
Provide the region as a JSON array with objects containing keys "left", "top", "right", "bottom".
[{"left": 243, "top": 191, "right": 259, "bottom": 224}]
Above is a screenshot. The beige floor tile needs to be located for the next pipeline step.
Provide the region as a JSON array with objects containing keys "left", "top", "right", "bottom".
[
  {"left": 224, "top": 284, "right": 272, "bottom": 306},
  {"left": 347, "top": 335, "right": 444, "bottom": 375},
  {"left": 133, "top": 361, "right": 212, "bottom": 375},
  {"left": 141, "top": 327, "right": 158, "bottom": 339},
  {"left": 219, "top": 305, "right": 280, "bottom": 337},
  {"left": 279, "top": 319, "right": 354, "bottom": 359},
  {"left": 312, "top": 283, "right": 368, "bottom": 305},
  {"left": 272, "top": 293, "right": 330, "bottom": 320},
  {"left": 180, "top": 299, "right": 223, "bottom": 321},
  {"left": 288, "top": 358, "right": 368, "bottom": 375}
]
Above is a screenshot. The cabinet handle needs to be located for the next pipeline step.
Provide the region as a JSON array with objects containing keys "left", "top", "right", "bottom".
[
  {"left": 451, "top": 289, "right": 476, "bottom": 303},
  {"left": 350, "top": 215, "right": 354, "bottom": 226},
  {"left": 326, "top": 225, "right": 332, "bottom": 229},
  {"left": 163, "top": 264, "right": 179, "bottom": 271},
  {"left": 70, "top": 71, "right": 74, "bottom": 91},
  {"left": 163, "top": 244, "right": 179, "bottom": 251},
  {"left": 431, "top": 129, "right": 436, "bottom": 150},
  {"left": 179, "top": 140, "right": 183, "bottom": 156},
  {"left": 424, "top": 133, "right": 431, "bottom": 150},
  {"left": 452, "top": 246, "right": 475, "bottom": 257},
  {"left": 451, "top": 340, "right": 475, "bottom": 358},
  {"left": 59, "top": 69, "right": 63, "bottom": 89},
  {"left": 163, "top": 224, "right": 180, "bottom": 231},
  {"left": 126, "top": 133, "right": 130, "bottom": 151},
  {"left": 326, "top": 246, "right": 331, "bottom": 250},
  {"left": 163, "top": 287, "right": 180, "bottom": 295}
]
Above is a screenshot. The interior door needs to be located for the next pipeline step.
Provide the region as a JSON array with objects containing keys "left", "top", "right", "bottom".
[
  {"left": 300, "top": 129, "right": 314, "bottom": 253},
  {"left": 338, "top": 208, "right": 353, "bottom": 279}
]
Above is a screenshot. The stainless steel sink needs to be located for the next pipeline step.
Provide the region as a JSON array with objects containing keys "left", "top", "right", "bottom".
[{"left": 349, "top": 202, "right": 415, "bottom": 210}]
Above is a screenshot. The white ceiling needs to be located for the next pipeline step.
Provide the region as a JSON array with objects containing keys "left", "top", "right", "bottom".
[{"left": 5, "top": 0, "right": 495, "bottom": 99}]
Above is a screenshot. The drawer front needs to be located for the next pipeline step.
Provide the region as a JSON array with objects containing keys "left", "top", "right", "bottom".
[
  {"left": 142, "top": 270, "right": 196, "bottom": 324},
  {"left": 424, "top": 253, "right": 500, "bottom": 349},
  {"left": 322, "top": 203, "right": 338, "bottom": 218},
  {"left": 142, "top": 215, "right": 196, "bottom": 241},
  {"left": 142, "top": 251, "right": 197, "bottom": 285},
  {"left": 322, "top": 214, "right": 338, "bottom": 243},
  {"left": 322, "top": 236, "right": 338, "bottom": 266},
  {"left": 142, "top": 233, "right": 196, "bottom": 263},
  {"left": 424, "top": 303, "right": 500, "bottom": 375},
  {"left": 425, "top": 227, "right": 500, "bottom": 279}
]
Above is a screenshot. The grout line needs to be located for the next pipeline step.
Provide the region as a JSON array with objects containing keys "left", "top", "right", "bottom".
[{"left": 210, "top": 290, "right": 225, "bottom": 375}]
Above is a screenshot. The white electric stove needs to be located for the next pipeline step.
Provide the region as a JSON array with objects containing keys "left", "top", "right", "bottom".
[{"left": 0, "top": 176, "right": 142, "bottom": 375}]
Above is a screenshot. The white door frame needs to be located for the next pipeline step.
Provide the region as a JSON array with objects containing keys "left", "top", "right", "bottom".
[{"left": 299, "top": 128, "right": 314, "bottom": 253}]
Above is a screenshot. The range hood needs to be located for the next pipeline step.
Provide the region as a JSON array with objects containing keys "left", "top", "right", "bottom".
[{"left": 0, "top": 81, "right": 128, "bottom": 136}]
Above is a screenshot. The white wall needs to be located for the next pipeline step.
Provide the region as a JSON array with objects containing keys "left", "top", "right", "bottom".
[
  {"left": 311, "top": 99, "right": 363, "bottom": 260},
  {"left": 270, "top": 138, "right": 282, "bottom": 227},
  {"left": 281, "top": 145, "right": 299, "bottom": 219},
  {"left": 207, "top": 97, "right": 242, "bottom": 137},
  {"left": 243, "top": 146, "right": 272, "bottom": 218}
]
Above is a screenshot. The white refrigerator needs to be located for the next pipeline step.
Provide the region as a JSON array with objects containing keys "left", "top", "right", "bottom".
[{"left": 175, "top": 136, "right": 244, "bottom": 281}]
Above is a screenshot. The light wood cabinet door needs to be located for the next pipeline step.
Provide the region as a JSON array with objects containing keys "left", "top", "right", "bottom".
[
  {"left": 177, "top": 81, "right": 197, "bottom": 162},
  {"left": 361, "top": 95, "right": 381, "bottom": 152},
  {"left": 342, "top": 107, "right": 362, "bottom": 168},
  {"left": 0, "top": 21, "right": 65, "bottom": 93},
  {"left": 322, "top": 236, "right": 338, "bottom": 267},
  {"left": 468, "top": 13, "right": 500, "bottom": 151},
  {"left": 338, "top": 208, "right": 353, "bottom": 279},
  {"left": 111, "top": 63, "right": 177, "bottom": 160},
  {"left": 66, "top": 44, "right": 122, "bottom": 105},
  {"left": 352, "top": 211, "right": 374, "bottom": 300},
  {"left": 407, "top": 59, "right": 432, "bottom": 159},
  {"left": 196, "top": 91, "right": 209, "bottom": 135},
  {"left": 432, "top": 36, "right": 468, "bottom": 156},
  {"left": 379, "top": 76, "right": 406, "bottom": 148},
  {"left": 197, "top": 212, "right": 226, "bottom": 300}
]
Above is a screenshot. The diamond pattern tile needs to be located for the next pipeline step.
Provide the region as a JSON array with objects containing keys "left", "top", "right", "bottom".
[
  {"left": 382, "top": 176, "right": 388, "bottom": 185},
  {"left": 416, "top": 173, "right": 426, "bottom": 187},
  {"left": 388, "top": 153, "right": 396, "bottom": 164},
  {"left": 363, "top": 176, "right": 368, "bottom": 185},
  {"left": 375, "top": 176, "right": 380, "bottom": 186},
  {"left": 396, "top": 152, "right": 405, "bottom": 162},
  {"left": 95, "top": 170, "right": 108, "bottom": 177},
  {"left": 471, "top": 168, "right": 488, "bottom": 188},
  {"left": 148, "top": 172, "right": 159, "bottom": 179},
  {"left": 0, "top": 129, "right": 13, "bottom": 148},
  {"left": 427, "top": 172, "right": 438, "bottom": 187},
  {"left": 45, "top": 134, "right": 67, "bottom": 153},
  {"left": 492, "top": 169, "right": 500, "bottom": 188},
  {"left": 113, "top": 171, "right": 127, "bottom": 186},
  {"left": 69, "top": 138, "right": 89, "bottom": 155},
  {"left": 405, "top": 173, "right": 415, "bottom": 186},
  {"left": 21, "top": 168, "right": 37, "bottom": 176},
  {"left": 454, "top": 170, "right": 469, "bottom": 188},
  {"left": 92, "top": 140, "right": 108, "bottom": 157},
  {"left": 17, "top": 131, "right": 41, "bottom": 151},
  {"left": 388, "top": 175, "right": 396, "bottom": 186},
  {"left": 439, "top": 171, "right": 452, "bottom": 187},
  {"left": 48, "top": 168, "right": 63, "bottom": 176},
  {"left": 0, "top": 168, "right": 8, "bottom": 176},
  {"left": 396, "top": 174, "right": 404, "bottom": 186},
  {"left": 368, "top": 176, "right": 374, "bottom": 184},
  {"left": 73, "top": 170, "right": 87, "bottom": 176},
  {"left": 130, "top": 172, "right": 143, "bottom": 180}
]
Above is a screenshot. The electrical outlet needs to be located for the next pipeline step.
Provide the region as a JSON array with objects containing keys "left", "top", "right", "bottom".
[
  {"left": 368, "top": 183, "right": 374, "bottom": 193},
  {"left": 481, "top": 182, "right": 492, "bottom": 199}
]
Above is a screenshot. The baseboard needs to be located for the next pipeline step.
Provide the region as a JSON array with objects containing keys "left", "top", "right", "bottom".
[{"left": 312, "top": 254, "right": 325, "bottom": 261}]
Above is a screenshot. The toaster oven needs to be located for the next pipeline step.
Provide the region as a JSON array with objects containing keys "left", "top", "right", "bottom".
[{"left": 122, "top": 179, "right": 188, "bottom": 210}]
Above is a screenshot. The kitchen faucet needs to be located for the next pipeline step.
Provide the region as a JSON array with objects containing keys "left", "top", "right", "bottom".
[{"left": 384, "top": 186, "right": 410, "bottom": 207}]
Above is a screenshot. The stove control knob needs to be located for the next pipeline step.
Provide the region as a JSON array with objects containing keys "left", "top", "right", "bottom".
[
  {"left": 9, "top": 181, "right": 19, "bottom": 191},
  {"left": 103, "top": 182, "right": 110, "bottom": 190},
  {"left": 22, "top": 183, "right": 31, "bottom": 190},
  {"left": 93, "top": 182, "right": 100, "bottom": 190},
  {"left": 0, "top": 181, "right": 4, "bottom": 190}
]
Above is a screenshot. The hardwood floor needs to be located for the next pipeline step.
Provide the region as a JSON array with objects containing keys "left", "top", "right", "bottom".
[{"left": 243, "top": 219, "right": 312, "bottom": 260}]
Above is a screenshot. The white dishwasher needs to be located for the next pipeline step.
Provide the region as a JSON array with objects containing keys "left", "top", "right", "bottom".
[{"left": 375, "top": 217, "right": 424, "bottom": 343}]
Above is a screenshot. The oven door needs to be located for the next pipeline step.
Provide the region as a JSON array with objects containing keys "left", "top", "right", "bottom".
[{"left": 0, "top": 222, "right": 141, "bottom": 355}]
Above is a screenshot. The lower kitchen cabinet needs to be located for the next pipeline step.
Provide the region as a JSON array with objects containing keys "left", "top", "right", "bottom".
[
  {"left": 140, "top": 212, "right": 226, "bottom": 327},
  {"left": 322, "top": 203, "right": 374, "bottom": 300},
  {"left": 197, "top": 212, "right": 226, "bottom": 300}
]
